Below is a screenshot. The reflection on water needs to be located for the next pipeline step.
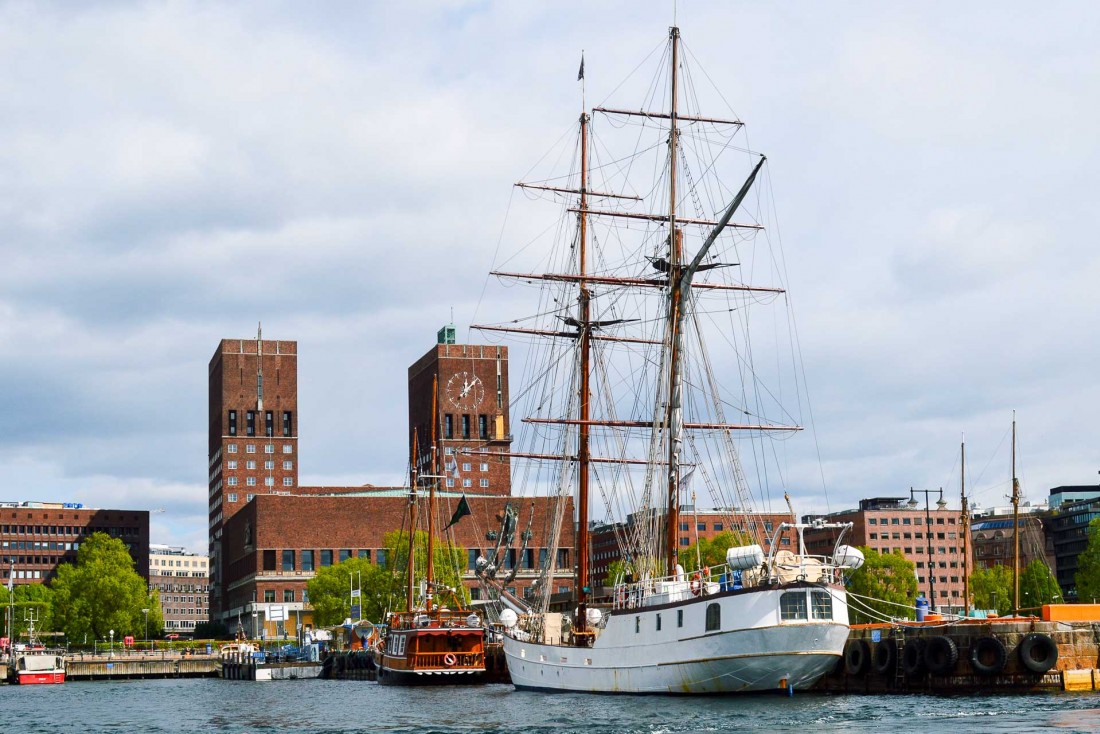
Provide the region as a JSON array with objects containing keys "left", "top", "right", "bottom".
[{"left": 6, "top": 679, "right": 1099, "bottom": 734}]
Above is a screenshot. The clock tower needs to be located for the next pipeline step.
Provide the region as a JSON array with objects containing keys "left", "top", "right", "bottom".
[{"left": 408, "top": 326, "right": 512, "bottom": 496}]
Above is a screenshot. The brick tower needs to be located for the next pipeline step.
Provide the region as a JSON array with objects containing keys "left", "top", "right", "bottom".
[
  {"left": 408, "top": 325, "right": 512, "bottom": 496},
  {"left": 207, "top": 327, "right": 298, "bottom": 621}
]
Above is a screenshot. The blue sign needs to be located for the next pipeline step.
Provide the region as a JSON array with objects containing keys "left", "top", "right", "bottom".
[{"left": 871, "top": 630, "right": 881, "bottom": 643}]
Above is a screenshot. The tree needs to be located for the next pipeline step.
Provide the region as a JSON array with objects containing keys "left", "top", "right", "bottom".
[
  {"left": 384, "top": 529, "right": 468, "bottom": 611},
  {"left": 844, "top": 547, "right": 918, "bottom": 623},
  {"left": 49, "top": 532, "right": 162, "bottom": 642},
  {"left": 680, "top": 530, "right": 752, "bottom": 573},
  {"left": 970, "top": 564, "right": 1013, "bottom": 615},
  {"left": 307, "top": 557, "right": 394, "bottom": 627},
  {"left": 1020, "top": 559, "right": 1063, "bottom": 609},
  {"left": 1, "top": 583, "right": 54, "bottom": 640},
  {"left": 1075, "top": 517, "right": 1100, "bottom": 603}
]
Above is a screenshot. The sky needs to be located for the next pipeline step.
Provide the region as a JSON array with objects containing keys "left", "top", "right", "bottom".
[{"left": 1, "top": 1, "right": 1098, "bottom": 552}]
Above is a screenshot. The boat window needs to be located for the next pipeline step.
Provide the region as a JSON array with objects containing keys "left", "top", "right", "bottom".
[
  {"left": 705, "top": 603, "right": 721, "bottom": 632},
  {"left": 677, "top": 609, "right": 683, "bottom": 628},
  {"left": 656, "top": 613, "right": 662, "bottom": 631},
  {"left": 635, "top": 616, "right": 640, "bottom": 634},
  {"left": 780, "top": 591, "right": 808, "bottom": 621},
  {"left": 811, "top": 591, "right": 832, "bottom": 620}
]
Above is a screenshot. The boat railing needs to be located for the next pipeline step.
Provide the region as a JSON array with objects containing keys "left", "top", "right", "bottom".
[
  {"left": 410, "top": 650, "right": 484, "bottom": 670},
  {"left": 387, "top": 608, "right": 482, "bottom": 630}
]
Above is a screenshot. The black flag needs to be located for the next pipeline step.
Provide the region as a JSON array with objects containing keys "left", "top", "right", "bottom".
[
  {"left": 578, "top": 53, "right": 584, "bottom": 81},
  {"left": 444, "top": 493, "right": 472, "bottom": 530}
]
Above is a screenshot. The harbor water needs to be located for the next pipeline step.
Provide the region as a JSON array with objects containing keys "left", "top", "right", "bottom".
[{"left": 3, "top": 679, "right": 1099, "bottom": 733}]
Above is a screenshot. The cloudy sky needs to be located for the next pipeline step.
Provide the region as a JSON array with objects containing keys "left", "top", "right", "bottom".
[{"left": 1, "top": 1, "right": 1098, "bottom": 552}]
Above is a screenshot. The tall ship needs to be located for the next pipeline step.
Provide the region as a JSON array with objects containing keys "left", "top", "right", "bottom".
[
  {"left": 375, "top": 418, "right": 488, "bottom": 685},
  {"left": 476, "top": 26, "right": 863, "bottom": 694}
]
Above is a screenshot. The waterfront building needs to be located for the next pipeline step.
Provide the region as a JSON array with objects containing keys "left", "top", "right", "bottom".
[
  {"left": 803, "top": 496, "right": 969, "bottom": 613},
  {"left": 969, "top": 503, "right": 1054, "bottom": 576},
  {"left": 0, "top": 501, "right": 149, "bottom": 587},
  {"left": 1050, "top": 494, "right": 1100, "bottom": 601},
  {"left": 148, "top": 544, "right": 210, "bottom": 634}
]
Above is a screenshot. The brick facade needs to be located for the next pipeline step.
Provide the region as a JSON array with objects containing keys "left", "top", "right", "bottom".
[{"left": 1, "top": 502, "right": 149, "bottom": 586}]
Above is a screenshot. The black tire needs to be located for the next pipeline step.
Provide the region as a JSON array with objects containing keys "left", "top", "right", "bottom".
[
  {"left": 924, "top": 635, "right": 959, "bottom": 675},
  {"left": 969, "top": 636, "right": 1007, "bottom": 676},
  {"left": 844, "top": 639, "right": 871, "bottom": 676},
  {"left": 873, "top": 638, "right": 898, "bottom": 675},
  {"left": 901, "top": 638, "right": 925, "bottom": 677},
  {"left": 1017, "top": 633, "right": 1059, "bottom": 674}
]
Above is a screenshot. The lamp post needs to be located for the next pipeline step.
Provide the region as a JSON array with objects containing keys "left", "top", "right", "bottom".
[
  {"left": 142, "top": 608, "right": 150, "bottom": 644},
  {"left": 909, "top": 487, "right": 945, "bottom": 612},
  {"left": 109, "top": 629, "right": 114, "bottom": 659}
]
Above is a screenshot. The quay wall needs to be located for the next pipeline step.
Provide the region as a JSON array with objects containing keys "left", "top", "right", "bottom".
[
  {"left": 818, "top": 618, "right": 1100, "bottom": 694},
  {"left": 67, "top": 654, "right": 218, "bottom": 680}
]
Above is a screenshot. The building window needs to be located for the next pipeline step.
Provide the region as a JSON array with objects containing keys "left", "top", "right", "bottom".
[
  {"left": 705, "top": 603, "right": 721, "bottom": 632},
  {"left": 462, "top": 415, "right": 471, "bottom": 439},
  {"left": 283, "top": 477, "right": 293, "bottom": 486},
  {"left": 246, "top": 477, "right": 256, "bottom": 486},
  {"left": 462, "top": 478, "right": 472, "bottom": 488},
  {"left": 480, "top": 463, "right": 489, "bottom": 472},
  {"left": 339, "top": 549, "right": 352, "bottom": 563},
  {"left": 479, "top": 415, "right": 488, "bottom": 439},
  {"left": 247, "top": 460, "right": 256, "bottom": 470},
  {"left": 697, "top": 523, "right": 706, "bottom": 531},
  {"left": 263, "top": 550, "right": 276, "bottom": 571},
  {"left": 264, "top": 460, "right": 274, "bottom": 470},
  {"left": 283, "top": 589, "right": 294, "bottom": 603},
  {"left": 227, "top": 460, "right": 237, "bottom": 470},
  {"left": 480, "top": 479, "right": 489, "bottom": 488},
  {"left": 265, "top": 590, "right": 275, "bottom": 603},
  {"left": 283, "top": 444, "right": 293, "bottom": 454},
  {"left": 714, "top": 523, "right": 723, "bottom": 531},
  {"left": 247, "top": 411, "right": 256, "bottom": 436},
  {"left": 283, "top": 411, "right": 293, "bottom": 437},
  {"left": 320, "top": 549, "right": 333, "bottom": 567},
  {"left": 227, "top": 444, "right": 237, "bottom": 454},
  {"left": 462, "top": 462, "right": 471, "bottom": 472},
  {"left": 283, "top": 461, "right": 293, "bottom": 470},
  {"left": 445, "top": 415, "right": 454, "bottom": 439},
  {"left": 227, "top": 478, "right": 238, "bottom": 486},
  {"left": 301, "top": 550, "right": 314, "bottom": 572},
  {"left": 265, "top": 410, "right": 273, "bottom": 437},
  {"left": 282, "top": 550, "right": 295, "bottom": 571},
  {"left": 246, "top": 493, "right": 255, "bottom": 502},
  {"left": 246, "top": 444, "right": 256, "bottom": 454},
  {"left": 227, "top": 493, "right": 238, "bottom": 503},
  {"left": 680, "top": 537, "right": 690, "bottom": 546},
  {"left": 228, "top": 410, "right": 237, "bottom": 436},
  {"left": 376, "top": 549, "right": 387, "bottom": 566},
  {"left": 264, "top": 477, "right": 274, "bottom": 486},
  {"left": 358, "top": 549, "right": 370, "bottom": 560},
  {"left": 446, "top": 479, "right": 455, "bottom": 488},
  {"left": 264, "top": 444, "right": 274, "bottom": 454}
]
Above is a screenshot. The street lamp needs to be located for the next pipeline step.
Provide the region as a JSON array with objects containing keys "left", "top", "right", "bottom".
[
  {"left": 252, "top": 611, "right": 257, "bottom": 640},
  {"left": 142, "top": 608, "right": 150, "bottom": 644},
  {"left": 910, "top": 487, "right": 944, "bottom": 612},
  {"left": 109, "top": 629, "right": 114, "bottom": 659}
]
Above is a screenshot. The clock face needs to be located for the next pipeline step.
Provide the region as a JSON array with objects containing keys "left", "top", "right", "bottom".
[{"left": 445, "top": 371, "right": 485, "bottom": 410}]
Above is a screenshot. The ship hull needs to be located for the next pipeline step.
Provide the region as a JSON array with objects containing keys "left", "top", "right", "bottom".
[
  {"left": 503, "top": 584, "right": 848, "bottom": 695},
  {"left": 15, "top": 671, "right": 66, "bottom": 685}
]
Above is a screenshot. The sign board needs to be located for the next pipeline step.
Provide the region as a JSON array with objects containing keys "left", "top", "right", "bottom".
[
  {"left": 350, "top": 588, "right": 361, "bottom": 598},
  {"left": 268, "top": 605, "right": 287, "bottom": 622},
  {"left": 351, "top": 604, "right": 361, "bottom": 619}
]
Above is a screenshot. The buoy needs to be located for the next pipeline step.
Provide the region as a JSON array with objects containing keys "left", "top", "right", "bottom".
[{"left": 443, "top": 653, "right": 457, "bottom": 667}]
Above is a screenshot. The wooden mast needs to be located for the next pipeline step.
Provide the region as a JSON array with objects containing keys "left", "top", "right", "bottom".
[
  {"left": 575, "top": 107, "right": 592, "bottom": 635},
  {"left": 427, "top": 373, "right": 438, "bottom": 614},
  {"left": 960, "top": 436, "right": 970, "bottom": 617},
  {"left": 1011, "top": 410, "right": 1020, "bottom": 612},
  {"left": 665, "top": 25, "right": 683, "bottom": 579},
  {"left": 407, "top": 428, "right": 419, "bottom": 613}
]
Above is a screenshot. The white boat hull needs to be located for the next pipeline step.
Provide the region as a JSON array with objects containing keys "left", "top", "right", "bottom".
[{"left": 503, "top": 584, "right": 848, "bottom": 694}]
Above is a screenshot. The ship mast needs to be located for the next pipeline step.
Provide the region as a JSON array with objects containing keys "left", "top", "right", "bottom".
[
  {"left": 427, "top": 374, "right": 439, "bottom": 614},
  {"left": 407, "top": 429, "right": 419, "bottom": 613},
  {"left": 575, "top": 107, "right": 592, "bottom": 635},
  {"left": 665, "top": 25, "right": 683, "bottom": 578},
  {"left": 1011, "top": 410, "right": 1020, "bottom": 612},
  {"left": 960, "top": 436, "right": 970, "bottom": 616}
]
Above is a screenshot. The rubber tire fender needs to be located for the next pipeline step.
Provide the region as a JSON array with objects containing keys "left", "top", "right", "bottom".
[
  {"left": 844, "top": 639, "right": 871, "bottom": 676},
  {"left": 969, "top": 636, "right": 1008, "bottom": 676},
  {"left": 923, "top": 635, "right": 959, "bottom": 675},
  {"left": 901, "top": 638, "right": 925, "bottom": 677},
  {"left": 1017, "top": 632, "right": 1059, "bottom": 675},
  {"left": 873, "top": 638, "right": 898, "bottom": 675}
]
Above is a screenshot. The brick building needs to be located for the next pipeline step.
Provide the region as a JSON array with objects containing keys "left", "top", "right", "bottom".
[
  {"left": 0, "top": 501, "right": 149, "bottom": 586},
  {"left": 207, "top": 332, "right": 298, "bottom": 619},
  {"left": 149, "top": 544, "right": 210, "bottom": 635},
  {"left": 220, "top": 491, "right": 573, "bottom": 636},
  {"left": 589, "top": 507, "right": 798, "bottom": 587},
  {"left": 804, "top": 496, "right": 969, "bottom": 613},
  {"left": 408, "top": 328, "right": 512, "bottom": 496},
  {"left": 970, "top": 510, "right": 1053, "bottom": 573}
]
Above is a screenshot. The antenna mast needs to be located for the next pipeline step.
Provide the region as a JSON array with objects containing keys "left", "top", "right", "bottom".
[
  {"left": 960, "top": 436, "right": 970, "bottom": 616},
  {"left": 1012, "top": 411, "right": 1021, "bottom": 612}
]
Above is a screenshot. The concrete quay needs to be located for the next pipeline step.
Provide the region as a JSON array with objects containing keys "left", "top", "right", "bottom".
[{"left": 66, "top": 651, "right": 219, "bottom": 680}]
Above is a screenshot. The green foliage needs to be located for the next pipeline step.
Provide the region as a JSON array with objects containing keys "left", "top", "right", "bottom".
[
  {"left": 384, "top": 529, "right": 469, "bottom": 611},
  {"left": 844, "top": 547, "right": 918, "bottom": 623},
  {"left": 48, "top": 532, "right": 163, "bottom": 641},
  {"left": 1020, "top": 559, "right": 1063, "bottom": 609},
  {"left": 604, "top": 560, "right": 631, "bottom": 587},
  {"left": 307, "top": 557, "right": 393, "bottom": 627},
  {"left": 971, "top": 564, "right": 1013, "bottom": 615},
  {"left": 680, "top": 531, "right": 751, "bottom": 573},
  {"left": 1, "top": 583, "right": 54, "bottom": 640},
  {"left": 1075, "top": 518, "right": 1100, "bottom": 603},
  {"left": 192, "top": 621, "right": 229, "bottom": 639}
]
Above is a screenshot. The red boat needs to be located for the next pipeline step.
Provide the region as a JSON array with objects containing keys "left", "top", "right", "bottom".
[{"left": 10, "top": 647, "right": 66, "bottom": 685}]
